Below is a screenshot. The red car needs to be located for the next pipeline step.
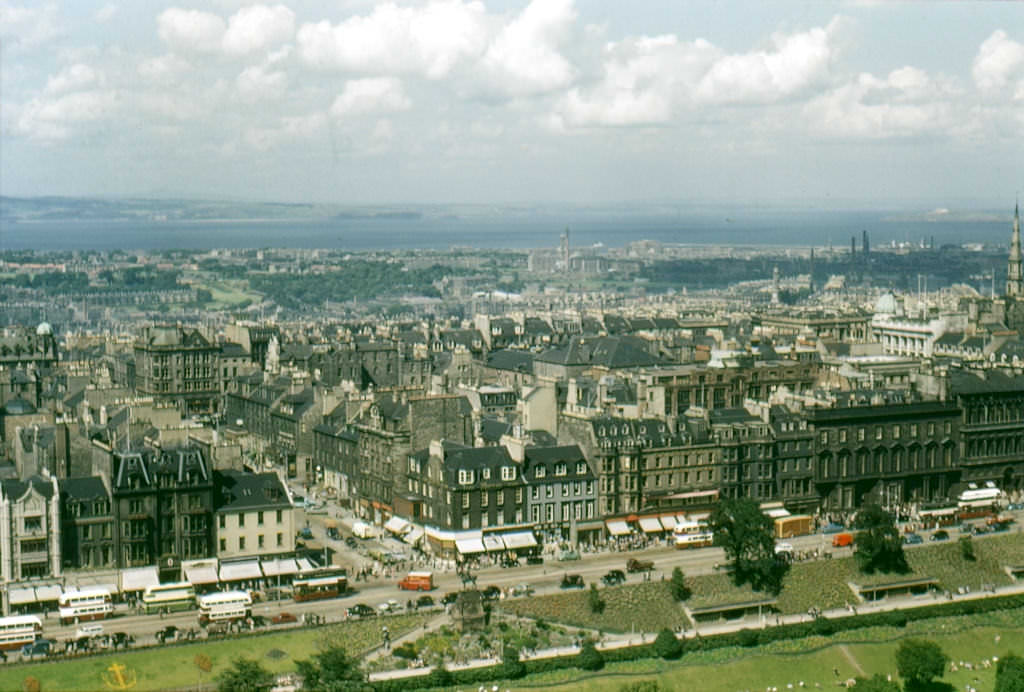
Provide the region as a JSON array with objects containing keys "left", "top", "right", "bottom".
[{"left": 272, "top": 612, "right": 298, "bottom": 625}]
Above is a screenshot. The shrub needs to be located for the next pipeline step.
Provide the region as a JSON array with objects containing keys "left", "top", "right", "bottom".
[
  {"left": 670, "top": 567, "right": 691, "bottom": 601},
  {"left": 654, "top": 628, "right": 683, "bottom": 659},
  {"left": 392, "top": 643, "right": 418, "bottom": 660},
  {"left": 500, "top": 645, "right": 526, "bottom": 680},
  {"left": 737, "top": 628, "right": 760, "bottom": 647},
  {"left": 960, "top": 535, "right": 977, "bottom": 561},
  {"left": 812, "top": 617, "right": 835, "bottom": 636},
  {"left": 577, "top": 640, "right": 605, "bottom": 671}
]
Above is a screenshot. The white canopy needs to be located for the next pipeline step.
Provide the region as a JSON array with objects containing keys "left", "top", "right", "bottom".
[
  {"left": 403, "top": 527, "right": 425, "bottom": 545},
  {"left": 384, "top": 517, "right": 411, "bottom": 535},
  {"left": 261, "top": 558, "right": 300, "bottom": 577},
  {"left": 8, "top": 587, "right": 35, "bottom": 605},
  {"left": 35, "top": 585, "right": 62, "bottom": 601},
  {"left": 483, "top": 535, "right": 505, "bottom": 552},
  {"left": 296, "top": 558, "right": 317, "bottom": 573},
  {"left": 185, "top": 565, "right": 220, "bottom": 585},
  {"left": 501, "top": 531, "right": 537, "bottom": 550},
  {"left": 219, "top": 561, "right": 263, "bottom": 582},
  {"left": 606, "top": 520, "right": 631, "bottom": 536},
  {"left": 121, "top": 567, "right": 160, "bottom": 592},
  {"left": 456, "top": 537, "right": 485, "bottom": 555},
  {"left": 638, "top": 517, "right": 664, "bottom": 533},
  {"left": 659, "top": 516, "right": 678, "bottom": 530}
]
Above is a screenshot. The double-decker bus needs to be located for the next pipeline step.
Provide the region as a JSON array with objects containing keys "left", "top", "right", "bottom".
[
  {"left": 58, "top": 588, "right": 113, "bottom": 625},
  {"left": 0, "top": 616, "right": 42, "bottom": 651},
  {"left": 673, "top": 517, "right": 713, "bottom": 549},
  {"left": 293, "top": 574, "right": 347, "bottom": 602},
  {"left": 141, "top": 582, "right": 197, "bottom": 615},
  {"left": 197, "top": 591, "right": 252, "bottom": 625}
]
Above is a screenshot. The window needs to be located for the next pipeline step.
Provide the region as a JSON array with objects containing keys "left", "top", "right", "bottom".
[
  {"left": 535, "top": 466, "right": 546, "bottom": 478},
  {"left": 219, "top": 515, "right": 226, "bottom": 529},
  {"left": 257, "top": 511, "right": 264, "bottom": 525},
  {"left": 531, "top": 486, "right": 539, "bottom": 500},
  {"left": 276, "top": 509, "right": 283, "bottom": 523},
  {"left": 24, "top": 516, "right": 42, "bottom": 532},
  {"left": 531, "top": 506, "right": 540, "bottom": 523},
  {"left": 545, "top": 485, "right": 553, "bottom": 499},
  {"left": 875, "top": 426, "right": 884, "bottom": 441},
  {"left": 893, "top": 425, "right": 901, "bottom": 439},
  {"left": 562, "top": 483, "right": 570, "bottom": 496},
  {"left": 586, "top": 481, "right": 594, "bottom": 496},
  {"left": 857, "top": 428, "right": 865, "bottom": 442},
  {"left": 497, "top": 490, "right": 504, "bottom": 505},
  {"left": 238, "top": 513, "right": 245, "bottom": 527},
  {"left": 258, "top": 534, "right": 264, "bottom": 548},
  {"left": 458, "top": 470, "right": 474, "bottom": 485},
  {"left": 462, "top": 493, "right": 470, "bottom": 509},
  {"left": 820, "top": 431, "right": 829, "bottom": 445},
  {"left": 574, "top": 482, "right": 581, "bottom": 496},
  {"left": 546, "top": 504, "right": 553, "bottom": 522},
  {"left": 576, "top": 461, "right": 587, "bottom": 475},
  {"left": 928, "top": 422, "right": 935, "bottom": 436},
  {"left": 277, "top": 533, "right": 283, "bottom": 546},
  {"left": 944, "top": 421, "right": 952, "bottom": 435},
  {"left": 238, "top": 536, "right": 246, "bottom": 550},
  {"left": 482, "top": 468, "right": 491, "bottom": 480},
  {"left": 219, "top": 539, "right": 226, "bottom": 551},
  {"left": 562, "top": 504, "right": 570, "bottom": 521},
  {"left": 515, "top": 488, "right": 523, "bottom": 504},
  {"left": 501, "top": 466, "right": 516, "bottom": 481},
  {"left": 910, "top": 424, "right": 918, "bottom": 438},
  {"left": 555, "top": 463, "right": 567, "bottom": 476},
  {"left": 481, "top": 492, "right": 489, "bottom": 508}
]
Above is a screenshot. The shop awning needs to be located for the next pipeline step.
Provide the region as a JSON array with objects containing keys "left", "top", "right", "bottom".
[
  {"left": 384, "top": 517, "right": 410, "bottom": 535},
  {"left": 501, "top": 531, "right": 537, "bottom": 550},
  {"left": 121, "top": 567, "right": 160, "bottom": 592},
  {"left": 919, "top": 507, "right": 958, "bottom": 517},
  {"left": 456, "top": 538, "right": 485, "bottom": 555},
  {"left": 296, "top": 558, "right": 316, "bottom": 573},
  {"left": 184, "top": 565, "right": 220, "bottom": 585},
  {"left": 605, "top": 520, "right": 631, "bottom": 536},
  {"left": 483, "top": 535, "right": 505, "bottom": 552},
  {"left": 638, "top": 517, "right": 664, "bottom": 533},
  {"left": 659, "top": 516, "right": 678, "bottom": 530},
  {"left": 260, "top": 558, "right": 299, "bottom": 577},
  {"left": 8, "top": 587, "right": 36, "bottom": 605},
  {"left": 403, "top": 527, "right": 424, "bottom": 545},
  {"left": 219, "top": 561, "right": 263, "bottom": 582},
  {"left": 35, "top": 585, "right": 62, "bottom": 601}
]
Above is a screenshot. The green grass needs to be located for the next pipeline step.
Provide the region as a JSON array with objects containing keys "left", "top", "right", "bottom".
[
  {"left": 0, "top": 614, "right": 430, "bottom": 692},
  {"left": 199, "top": 279, "right": 262, "bottom": 308}
]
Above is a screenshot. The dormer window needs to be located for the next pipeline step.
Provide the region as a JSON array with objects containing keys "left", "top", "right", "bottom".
[
  {"left": 576, "top": 462, "right": 586, "bottom": 475},
  {"left": 501, "top": 466, "right": 516, "bottom": 481},
  {"left": 555, "top": 462, "right": 567, "bottom": 476},
  {"left": 458, "top": 469, "right": 474, "bottom": 485},
  {"left": 535, "top": 466, "right": 546, "bottom": 479},
  {"left": 482, "top": 468, "right": 491, "bottom": 480}
]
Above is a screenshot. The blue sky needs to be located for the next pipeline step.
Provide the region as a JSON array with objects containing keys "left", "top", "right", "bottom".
[{"left": 1, "top": 1, "right": 1021, "bottom": 207}]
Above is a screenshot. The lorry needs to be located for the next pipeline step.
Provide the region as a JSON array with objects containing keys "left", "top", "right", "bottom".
[
  {"left": 351, "top": 520, "right": 375, "bottom": 540},
  {"left": 832, "top": 532, "right": 854, "bottom": 548},
  {"left": 626, "top": 558, "right": 655, "bottom": 573},
  {"left": 398, "top": 571, "right": 434, "bottom": 591},
  {"left": 774, "top": 514, "right": 814, "bottom": 539}
]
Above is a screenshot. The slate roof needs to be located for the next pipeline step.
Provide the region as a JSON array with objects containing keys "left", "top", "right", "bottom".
[
  {"left": 486, "top": 349, "right": 534, "bottom": 373},
  {"left": 535, "top": 336, "right": 665, "bottom": 369},
  {"left": 1, "top": 475, "right": 54, "bottom": 500},
  {"left": 951, "top": 369, "right": 1024, "bottom": 395},
  {"left": 60, "top": 476, "right": 109, "bottom": 501},
  {"left": 590, "top": 417, "right": 677, "bottom": 447},
  {"left": 215, "top": 470, "right": 291, "bottom": 510},
  {"left": 220, "top": 342, "right": 249, "bottom": 358},
  {"left": 523, "top": 445, "right": 593, "bottom": 481}
]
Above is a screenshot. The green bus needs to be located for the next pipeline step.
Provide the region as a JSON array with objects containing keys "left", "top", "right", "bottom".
[{"left": 141, "top": 582, "right": 197, "bottom": 615}]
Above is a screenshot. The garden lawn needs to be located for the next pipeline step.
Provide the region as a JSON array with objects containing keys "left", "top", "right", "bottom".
[
  {"left": 689, "top": 531, "right": 1024, "bottom": 615},
  {"left": 0, "top": 614, "right": 430, "bottom": 692},
  {"left": 501, "top": 581, "right": 687, "bottom": 634}
]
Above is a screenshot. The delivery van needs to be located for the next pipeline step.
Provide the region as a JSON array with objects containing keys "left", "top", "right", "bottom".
[
  {"left": 398, "top": 571, "right": 434, "bottom": 591},
  {"left": 832, "top": 532, "right": 854, "bottom": 547}
]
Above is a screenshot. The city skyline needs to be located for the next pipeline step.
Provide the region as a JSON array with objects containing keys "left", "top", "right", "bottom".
[{"left": 1, "top": 1, "right": 1022, "bottom": 207}]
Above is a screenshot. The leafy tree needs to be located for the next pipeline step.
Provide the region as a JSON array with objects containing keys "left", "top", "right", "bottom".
[
  {"left": 996, "top": 653, "right": 1024, "bottom": 692},
  {"left": 588, "top": 583, "right": 606, "bottom": 614},
  {"left": 851, "top": 673, "right": 900, "bottom": 692},
  {"left": 295, "top": 645, "right": 369, "bottom": 691},
  {"left": 216, "top": 657, "right": 274, "bottom": 692},
  {"left": 653, "top": 628, "right": 682, "bottom": 660},
  {"left": 960, "top": 535, "right": 976, "bottom": 561},
  {"left": 853, "top": 504, "right": 909, "bottom": 574},
  {"left": 709, "top": 497, "right": 786, "bottom": 592},
  {"left": 577, "top": 640, "right": 604, "bottom": 671},
  {"left": 895, "top": 639, "right": 948, "bottom": 688},
  {"left": 669, "top": 567, "right": 691, "bottom": 601}
]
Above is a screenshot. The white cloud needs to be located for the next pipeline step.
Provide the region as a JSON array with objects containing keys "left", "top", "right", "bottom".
[
  {"left": 17, "top": 90, "right": 116, "bottom": 141},
  {"left": 242, "top": 112, "right": 328, "bottom": 151},
  {"left": 138, "top": 53, "right": 192, "bottom": 84},
  {"left": 45, "top": 63, "right": 102, "bottom": 95},
  {"left": 297, "top": 0, "right": 488, "bottom": 79},
  {"left": 157, "top": 8, "right": 226, "bottom": 54},
  {"left": 95, "top": 4, "right": 117, "bottom": 23},
  {"left": 236, "top": 64, "right": 288, "bottom": 101},
  {"left": 973, "top": 30, "right": 1024, "bottom": 97},
  {"left": 803, "top": 66, "right": 957, "bottom": 138},
  {"left": 222, "top": 4, "right": 295, "bottom": 57},
  {"left": 0, "top": 3, "right": 61, "bottom": 48},
  {"left": 480, "top": 0, "right": 576, "bottom": 96},
  {"left": 330, "top": 77, "right": 411, "bottom": 117}
]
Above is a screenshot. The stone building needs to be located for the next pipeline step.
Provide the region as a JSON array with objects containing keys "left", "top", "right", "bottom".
[
  {"left": 0, "top": 475, "right": 61, "bottom": 582},
  {"left": 134, "top": 325, "right": 219, "bottom": 415}
]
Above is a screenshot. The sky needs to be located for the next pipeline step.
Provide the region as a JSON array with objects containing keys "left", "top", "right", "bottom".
[{"left": 1, "top": 1, "right": 1022, "bottom": 207}]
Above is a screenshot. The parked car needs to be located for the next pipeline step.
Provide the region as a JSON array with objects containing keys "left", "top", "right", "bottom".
[
  {"left": 560, "top": 574, "right": 585, "bottom": 589},
  {"left": 154, "top": 625, "right": 178, "bottom": 643},
  {"left": 416, "top": 595, "right": 435, "bottom": 608},
  {"left": 602, "top": 569, "right": 626, "bottom": 586},
  {"left": 326, "top": 527, "right": 341, "bottom": 540},
  {"left": 21, "top": 639, "right": 52, "bottom": 658},
  {"left": 347, "top": 604, "right": 376, "bottom": 618},
  {"left": 558, "top": 550, "right": 581, "bottom": 562},
  {"left": 481, "top": 585, "right": 502, "bottom": 601},
  {"left": 930, "top": 529, "right": 950, "bottom": 541},
  {"left": 821, "top": 523, "right": 845, "bottom": 534},
  {"left": 973, "top": 524, "right": 992, "bottom": 535},
  {"left": 511, "top": 583, "right": 534, "bottom": 597},
  {"left": 345, "top": 536, "right": 359, "bottom": 549},
  {"left": 1008, "top": 502, "right": 1024, "bottom": 511},
  {"left": 378, "top": 599, "right": 401, "bottom": 613},
  {"left": 526, "top": 555, "right": 544, "bottom": 565},
  {"left": 992, "top": 521, "right": 1013, "bottom": 533},
  {"left": 903, "top": 533, "right": 924, "bottom": 545},
  {"left": 272, "top": 612, "right": 298, "bottom": 625}
]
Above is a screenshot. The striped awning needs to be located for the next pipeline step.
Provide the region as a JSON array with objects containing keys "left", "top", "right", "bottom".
[
  {"left": 261, "top": 558, "right": 299, "bottom": 577},
  {"left": 659, "top": 516, "right": 678, "bottom": 530},
  {"left": 403, "top": 527, "right": 425, "bottom": 545},
  {"left": 638, "top": 517, "right": 664, "bottom": 533},
  {"left": 483, "top": 535, "right": 505, "bottom": 552},
  {"left": 605, "top": 520, "right": 631, "bottom": 536},
  {"left": 501, "top": 531, "right": 537, "bottom": 550}
]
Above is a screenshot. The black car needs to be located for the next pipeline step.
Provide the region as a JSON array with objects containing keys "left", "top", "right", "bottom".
[
  {"left": 155, "top": 625, "right": 178, "bottom": 643},
  {"left": 345, "top": 537, "right": 359, "bottom": 549},
  {"left": 441, "top": 592, "right": 460, "bottom": 606},
  {"left": 326, "top": 527, "right": 341, "bottom": 540},
  {"left": 416, "top": 595, "right": 435, "bottom": 608},
  {"left": 601, "top": 569, "right": 626, "bottom": 586},
  {"left": 21, "top": 639, "right": 52, "bottom": 658},
  {"left": 481, "top": 585, "right": 502, "bottom": 601},
  {"left": 930, "top": 529, "right": 950, "bottom": 541},
  {"left": 347, "top": 603, "right": 376, "bottom": 618},
  {"left": 560, "top": 574, "right": 585, "bottom": 589}
]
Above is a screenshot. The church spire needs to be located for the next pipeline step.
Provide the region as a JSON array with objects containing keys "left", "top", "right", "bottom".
[{"left": 1007, "top": 200, "right": 1022, "bottom": 297}]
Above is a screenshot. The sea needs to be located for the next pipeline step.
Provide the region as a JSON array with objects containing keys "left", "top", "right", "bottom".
[{"left": 0, "top": 211, "right": 1011, "bottom": 252}]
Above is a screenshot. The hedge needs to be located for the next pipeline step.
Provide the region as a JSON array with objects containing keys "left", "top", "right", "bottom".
[{"left": 368, "top": 592, "right": 1024, "bottom": 690}]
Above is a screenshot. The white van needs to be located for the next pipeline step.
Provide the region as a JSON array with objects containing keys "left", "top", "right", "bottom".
[{"left": 75, "top": 623, "right": 104, "bottom": 639}]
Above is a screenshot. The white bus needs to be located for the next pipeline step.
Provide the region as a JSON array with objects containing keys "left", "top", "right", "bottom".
[
  {"left": 0, "top": 616, "right": 42, "bottom": 651},
  {"left": 141, "top": 582, "right": 197, "bottom": 615},
  {"left": 58, "top": 588, "right": 113, "bottom": 625},
  {"left": 197, "top": 591, "right": 252, "bottom": 625},
  {"left": 673, "top": 518, "right": 712, "bottom": 549}
]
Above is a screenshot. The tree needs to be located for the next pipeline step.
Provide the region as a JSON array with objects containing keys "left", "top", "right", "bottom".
[
  {"left": 217, "top": 657, "right": 274, "bottom": 692},
  {"left": 588, "top": 583, "right": 606, "bottom": 614},
  {"left": 960, "top": 535, "right": 976, "bottom": 561},
  {"left": 996, "top": 654, "right": 1024, "bottom": 692},
  {"left": 709, "top": 497, "right": 786, "bottom": 592},
  {"left": 500, "top": 645, "right": 526, "bottom": 680},
  {"left": 851, "top": 673, "right": 900, "bottom": 692},
  {"left": 853, "top": 504, "right": 909, "bottom": 574},
  {"left": 669, "top": 567, "right": 691, "bottom": 601},
  {"left": 653, "top": 628, "right": 683, "bottom": 660},
  {"left": 295, "top": 645, "right": 369, "bottom": 691},
  {"left": 577, "top": 640, "right": 604, "bottom": 671},
  {"left": 895, "top": 639, "right": 948, "bottom": 688}
]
